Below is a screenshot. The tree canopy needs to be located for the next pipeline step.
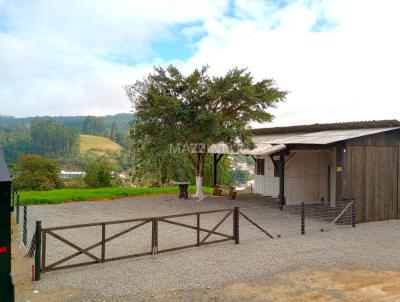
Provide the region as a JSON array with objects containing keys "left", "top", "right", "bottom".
[
  {"left": 127, "top": 65, "right": 287, "bottom": 197},
  {"left": 84, "top": 158, "right": 112, "bottom": 188}
]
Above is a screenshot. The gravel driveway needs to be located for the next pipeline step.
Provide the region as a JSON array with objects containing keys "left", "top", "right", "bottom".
[{"left": 19, "top": 194, "right": 400, "bottom": 301}]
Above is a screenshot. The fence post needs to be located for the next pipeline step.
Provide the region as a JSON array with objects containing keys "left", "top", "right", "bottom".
[
  {"left": 41, "top": 230, "right": 46, "bottom": 273},
  {"left": 16, "top": 195, "right": 20, "bottom": 224},
  {"left": 23, "top": 205, "right": 27, "bottom": 245},
  {"left": 34, "top": 221, "right": 42, "bottom": 281},
  {"left": 101, "top": 223, "right": 106, "bottom": 262},
  {"left": 351, "top": 200, "right": 356, "bottom": 227},
  {"left": 233, "top": 207, "right": 239, "bottom": 244},
  {"left": 196, "top": 213, "right": 200, "bottom": 247},
  {"left": 151, "top": 218, "right": 158, "bottom": 255},
  {"left": 301, "top": 202, "right": 305, "bottom": 235},
  {"left": 151, "top": 219, "right": 154, "bottom": 254}
]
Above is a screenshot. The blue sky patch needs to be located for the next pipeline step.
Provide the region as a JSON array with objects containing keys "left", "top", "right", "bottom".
[
  {"left": 108, "top": 22, "right": 206, "bottom": 66},
  {"left": 0, "top": 11, "right": 10, "bottom": 32},
  {"left": 311, "top": 15, "right": 338, "bottom": 32},
  {"left": 151, "top": 22, "right": 206, "bottom": 62}
]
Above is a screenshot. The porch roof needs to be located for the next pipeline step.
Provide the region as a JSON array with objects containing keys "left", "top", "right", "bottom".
[
  {"left": 207, "top": 143, "right": 286, "bottom": 156},
  {"left": 253, "top": 127, "right": 400, "bottom": 145},
  {"left": 208, "top": 126, "right": 399, "bottom": 156}
]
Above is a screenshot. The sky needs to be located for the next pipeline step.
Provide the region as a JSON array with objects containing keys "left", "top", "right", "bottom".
[{"left": 0, "top": 0, "right": 399, "bottom": 127}]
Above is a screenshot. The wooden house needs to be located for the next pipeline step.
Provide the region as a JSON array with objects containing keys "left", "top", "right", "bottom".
[{"left": 209, "top": 120, "right": 400, "bottom": 223}]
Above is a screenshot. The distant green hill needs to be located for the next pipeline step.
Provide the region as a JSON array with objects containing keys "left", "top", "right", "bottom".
[{"left": 0, "top": 113, "right": 133, "bottom": 133}]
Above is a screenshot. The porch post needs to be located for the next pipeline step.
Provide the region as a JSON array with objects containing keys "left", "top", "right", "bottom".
[
  {"left": 279, "top": 153, "right": 285, "bottom": 210},
  {"left": 213, "top": 154, "right": 218, "bottom": 188},
  {"left": 213, "top": 154, "right": 224, "bottom": 188}
]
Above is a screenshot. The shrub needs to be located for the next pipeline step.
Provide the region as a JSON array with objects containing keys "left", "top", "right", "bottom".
[
  {"left": 84, "top": 159, "right": 112, "bottom": 188},
  {"left": 13, "top": 154, "right": 63, "bottom": 191}
]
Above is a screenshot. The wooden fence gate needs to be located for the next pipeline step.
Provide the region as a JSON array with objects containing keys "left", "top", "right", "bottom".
[{"left": 38, "top": 208, "right": 239, "bottom": 275}]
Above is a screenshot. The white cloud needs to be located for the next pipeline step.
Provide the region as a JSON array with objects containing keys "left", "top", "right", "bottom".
[
  {"left": 183, "top": 0, "right": 400, "bottom": 126},
  {"left": 1, "top": 0, "right": 400, "bottom": 126},
  {"left": 0, "top": 0, "right": 228, "bottom": 116}
]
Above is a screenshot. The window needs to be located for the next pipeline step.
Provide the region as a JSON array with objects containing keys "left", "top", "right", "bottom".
[{"left": 255, "top": 158, "right": 265, "bottom": 175}]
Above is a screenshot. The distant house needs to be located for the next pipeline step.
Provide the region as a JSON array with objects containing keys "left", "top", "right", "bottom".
[
  {"left": 209, "top": 120, "right": 400, "bottom": 223},
  {"left": 59, "top": 170, "right": 85, "bottom": 179}
]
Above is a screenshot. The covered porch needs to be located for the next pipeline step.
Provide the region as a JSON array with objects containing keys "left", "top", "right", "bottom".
[{"left": 209, "top": 142, "right": 338, "bottom": 208}]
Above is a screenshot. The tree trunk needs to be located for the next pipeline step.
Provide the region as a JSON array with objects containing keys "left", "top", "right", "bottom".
[
  {"left": 195, "top": 175, "right": 204, "bottom": 198},
  {"left": 191, "top": 152, "right": 206, "bottom": 199}
]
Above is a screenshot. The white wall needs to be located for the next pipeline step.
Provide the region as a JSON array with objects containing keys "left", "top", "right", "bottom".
[
  {"left": 254, "top": 157, "right": 279, "bottom": 196},
  {"left": 254, "top": 150, "right": 336, "bottom": 204}
]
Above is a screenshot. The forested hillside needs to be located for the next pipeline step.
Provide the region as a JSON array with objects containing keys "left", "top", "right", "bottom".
[
  {"left": 31, "top": 120, "right": 79, "bottom": 158},
  {"left": 0, "top": 113, "right": 132, "bottom": 163},
  {"left": 0, "top": 113, "right": 132, "bottom": 132},
  {"left": 82, "top": 116, "right": 107, "bottom": 135},
  {"left": 0, "top": 125, "right": 30, "bottom": 162}
]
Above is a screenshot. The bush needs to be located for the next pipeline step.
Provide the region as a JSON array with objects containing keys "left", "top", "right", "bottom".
[
  {"left": 13, "top": 154, "right": 63, "bottom": 191},
  {"left": 84, "top": 159, "right": 112, "bottom": 188}
]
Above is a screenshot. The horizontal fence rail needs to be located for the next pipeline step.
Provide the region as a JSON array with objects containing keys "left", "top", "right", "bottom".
[{"left": 39, "top": 208, "right": 237, "bottom": 274}]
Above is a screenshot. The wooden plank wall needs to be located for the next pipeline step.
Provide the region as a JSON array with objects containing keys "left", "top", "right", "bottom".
[{"left": 345, "top": 146, "right": 400, "bottom": 223}]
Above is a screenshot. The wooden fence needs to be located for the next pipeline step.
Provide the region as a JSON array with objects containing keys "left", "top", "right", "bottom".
[
  {"left": 35, "top": 208, "right": 243, "bottom": 278},
  {"left": 31, "top": 202, "right": 354, "bottom": 280}
]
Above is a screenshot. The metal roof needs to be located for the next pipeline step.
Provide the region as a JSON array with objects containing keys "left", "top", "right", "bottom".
[
  {"left": 208, "top": 126, "right": 399, "bottom": 156},
  {"left": 60, "top": 170, "right": 85, "bottom": 175},
  {"left": 208, "top": 143, "right": 286, "bottom": 156},
  {"left": 0, "top": 149, "right": 11, "bottom": 182},
  {"left": 255, "top": 127, "right": 400, "bottom": 145},
  {"left": 252, "top": 120, "right": 400, "bottom": 135}
]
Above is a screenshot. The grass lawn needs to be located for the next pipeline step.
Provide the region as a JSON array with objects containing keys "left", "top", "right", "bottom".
[
  {"left": 79, "top": 134, "right": 122, "bottom": 155},
  {"left": 19, "top": 186, "right": 213, "bottom": 205}
]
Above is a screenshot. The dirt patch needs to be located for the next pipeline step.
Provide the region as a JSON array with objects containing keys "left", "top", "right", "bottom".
[
  {"left": 146, "top": 269, "right": 400, "bottom": 302},
  {"left": 15, "top": 252, "right": 400, "bottom": 302}
]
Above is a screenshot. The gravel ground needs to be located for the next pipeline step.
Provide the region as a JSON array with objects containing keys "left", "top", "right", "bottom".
[{"left": 18, "top": 194, "right": 400, "bottom": 300}]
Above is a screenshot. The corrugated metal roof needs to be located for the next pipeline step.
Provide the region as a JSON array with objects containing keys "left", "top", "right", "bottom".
[
  {"left": 257, "top": 127, "right": 400, "bottom": 145},
  {"left": 208, "top": 126, "right": 399, "bottom": 156},
  {"left": 252, "top": 133, "right": 307, "bottom": 144},
  {"left": 208, "top": 143, "right": 286, "bottom": 156},
  {"left": 252, "top": 120, "right": 400, "bottom": 135}
]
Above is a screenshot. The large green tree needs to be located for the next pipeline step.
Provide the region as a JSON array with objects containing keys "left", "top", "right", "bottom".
[
  {"left": 84, "top": 158, "right": 112, "bottom": 188},
  {"left": 126, "top": 65, "right": 287, "bottom": 197}
]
